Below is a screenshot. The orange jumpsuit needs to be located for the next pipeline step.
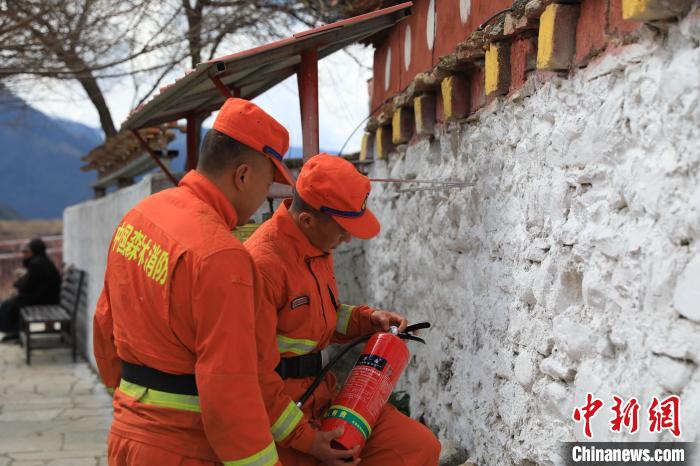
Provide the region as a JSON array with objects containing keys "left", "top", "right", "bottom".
[
  {"left": 246, "top": 200, "right": 441, "bottom": 465},
  {"left": 93, "top": 171, "right": 279, "bottom": 466}
]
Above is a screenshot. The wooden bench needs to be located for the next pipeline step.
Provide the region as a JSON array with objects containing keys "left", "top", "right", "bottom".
[{"left": 19, "top": 266, "right": 86, "bottom": 365}]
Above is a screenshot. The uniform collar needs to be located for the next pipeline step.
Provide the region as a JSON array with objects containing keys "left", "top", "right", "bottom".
[
  {"left": 179, "top": 171, "right": 238, "bottom": 230},
  {"left": 273, "top": 199, "right": 326, "bottom": 259}
]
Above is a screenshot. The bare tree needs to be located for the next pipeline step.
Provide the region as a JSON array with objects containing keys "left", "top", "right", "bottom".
[
  {"left": 0, "top": 0, "right": 365, "bottom": 137},
  {"left": 0, "top": 0, "right": 190, "bottom": 136},
  {"left": 147, "top": 1, "right": 350, "bottom": 98}
]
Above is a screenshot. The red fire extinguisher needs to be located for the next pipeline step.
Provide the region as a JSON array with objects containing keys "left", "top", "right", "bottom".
[{"left": 317, "top": 323, "right": 429, "bottom": 452}]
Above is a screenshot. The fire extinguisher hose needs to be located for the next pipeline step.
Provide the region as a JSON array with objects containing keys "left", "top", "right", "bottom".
[{"left": 295, "top": 322, "right": 431, "bottom": 408}]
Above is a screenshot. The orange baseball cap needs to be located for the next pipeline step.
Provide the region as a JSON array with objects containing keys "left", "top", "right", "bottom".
[
  {"left": 212, "top": 98, "right": 294, "bottom": 185},
  {"left": 296, "top": 153, "right": 380, "bottom": 239}
]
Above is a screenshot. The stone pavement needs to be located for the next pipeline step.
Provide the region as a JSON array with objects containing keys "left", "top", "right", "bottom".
[
  {"left": 0, "top": 338, "right": 477, "bottom": 466},
  {"left": 0, "top": 341, "right": 112, "bottom": 466}
]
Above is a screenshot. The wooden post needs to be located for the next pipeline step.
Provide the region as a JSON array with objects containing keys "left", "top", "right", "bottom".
[
  {"left": 186, "top": 114, "right": 200, "bottom": 172},
  {"left": 297, "top": 48, "right": 319, "bottom": 163}
]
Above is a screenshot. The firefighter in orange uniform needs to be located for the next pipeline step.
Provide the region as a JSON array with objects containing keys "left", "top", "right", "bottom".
[
  {"left": 246, "top": 154, "right": 441, "bottom": 465},
  {"left": 93, "top": 98, "right": 294, "bottom": 466}
]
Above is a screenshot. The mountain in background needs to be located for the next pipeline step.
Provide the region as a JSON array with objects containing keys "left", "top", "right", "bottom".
[
  {"left": 0, "top": 203, "right": 22, "bottom": 220},
  {"left": 0, "top": 88, "right": 340, "bottom": 219},
  {"left": 0, "top": 88, "right": 103, "bottom": 219}
]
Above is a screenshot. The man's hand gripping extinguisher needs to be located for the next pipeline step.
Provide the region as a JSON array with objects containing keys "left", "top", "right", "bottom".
[{"left": 295, "top": 322, "right": 431, "bottom": 454}]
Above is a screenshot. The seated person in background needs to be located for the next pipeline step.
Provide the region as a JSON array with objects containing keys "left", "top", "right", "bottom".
[{"left": 0, "top": 238, "right": 61, "bottom": 342}]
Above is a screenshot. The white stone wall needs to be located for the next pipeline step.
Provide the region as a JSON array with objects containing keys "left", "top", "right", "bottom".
[
  {"left": 63, "top": 174, "right": 171, "bottom": 367},
  {"left": 341, "top": 13, "right": 700, "bottom": 466},
  {"left": 335, "top": 238, "right": 368, "bottom": 305}
]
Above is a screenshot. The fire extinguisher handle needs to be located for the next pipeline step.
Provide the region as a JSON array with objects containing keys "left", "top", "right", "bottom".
[
  {"left": 398, "top": 333, "right": 426, "bottom": 344},
  {"left": 295, "top": 322, "right": 432, "bottom": 408},
  {"left": 404, "top": 322, "right": 431, "bottom": 333}
]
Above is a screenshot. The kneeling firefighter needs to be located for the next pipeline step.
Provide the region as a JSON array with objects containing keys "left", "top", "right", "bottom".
[{"left": 246, "top": 153, "right": 441, "bottom": 465}]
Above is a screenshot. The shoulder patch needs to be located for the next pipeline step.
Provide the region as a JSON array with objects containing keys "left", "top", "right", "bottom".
[{"left": 290, "top": 295, "right": 310, "bottom": 309}]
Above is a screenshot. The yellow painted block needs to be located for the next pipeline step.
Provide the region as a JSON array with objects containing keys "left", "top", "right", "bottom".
[
  {"left": 441, "top": 74, "right": 469, "bottom": 119},
  {"left": 485, "top": 42, "right": 509, "bottom": 96},
  {"left": 441, "top": 76, "right": 455, "bottom": 119},
  {"left": 392, "top": 108, "right": 403, "bottom": 144},
  {"left": 622, "top": 0, "right": 689, "bottom": 20},
  {"left": 623, "top": 0, "right": 647, "bottom": 18},
  {"left": 485, "top": 44, "right": 500, "bottom": 95},
  {"left": 391, "top": 107, "right": 413, "bottom": 144},
  {"left": 359, "top": 133, "right": 373, "bottom": 161},
  {"left": 374, "top": 126, "right": 389, "bottom": 160},
  {"left": 414, "top": 97, "right": 423, "bottom": 127},
  {"left": 414, "top": 94, "right": 436, "bottom": 136},
  {"left": 537, "top": 4, "right": 557, "bottom": 70},
  {"left": 414, "top": 96, "right": 426, "bottom": 135},
  {"left": 537, "top": 3, "right": 579, "bottom": 71}
]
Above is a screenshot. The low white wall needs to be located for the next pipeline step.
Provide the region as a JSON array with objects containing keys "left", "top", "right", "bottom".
[
  {"left": 339, "top": 13, "right": 700, "bottom": 465},
  {"left": 63, "top": 174, "right": 171, "bottom": 367},
  {"left": 63, "top": 173, "right": 288, "bottom": 368}
]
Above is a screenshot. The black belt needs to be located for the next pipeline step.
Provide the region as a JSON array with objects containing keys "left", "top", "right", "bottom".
[
  {"left": 275, "top": 353, "right": 323, "bottom": 379},
  {"left": 121, "top": 361, "right": 198, "bottom": 396}
]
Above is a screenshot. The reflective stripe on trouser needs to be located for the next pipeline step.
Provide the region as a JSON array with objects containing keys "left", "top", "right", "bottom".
[
  {"left": 223, "top": 441, "right": 278, "bottom": 466},
  {"left": 270, "top": 400, "right": 304, "bottom": 442},
  {"left": 118, "top": 379, "right": 200, "bottom": 412},
  {"left": 118, "top": 381, "right": 277, "bottom": 465},
  {"left": 335, "top": 304, "right": 355, "bottom": 335},
  {"left": 276, "top": 335, "right": 317, "bottom": 355}
]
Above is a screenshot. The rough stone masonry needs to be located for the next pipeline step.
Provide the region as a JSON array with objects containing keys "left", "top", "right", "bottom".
[{"left": 336, "top": 5, "right": 700, "bottom": 465}]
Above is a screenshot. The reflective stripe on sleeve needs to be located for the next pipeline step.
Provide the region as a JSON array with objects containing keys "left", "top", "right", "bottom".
[
  {"left": 335, "top": 304, "right": 355, "bottom": 335},
  {"left": 223, "top": 441, "right": 278, "bottom": 466},
  {"left": 276, "top": 335, "right": 318, "bottom": 355},
  {"left": 270, "top": 400, "right": 304, "bottom": 442},
  {"left": 118, "top": 379, "right": 200, "bottom": 413}
]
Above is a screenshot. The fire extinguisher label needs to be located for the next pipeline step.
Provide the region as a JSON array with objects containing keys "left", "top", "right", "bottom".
[
  {"left": 357, "top": 354, "right": 387, "bottom": 371},
  {"left": 326, "top": 405, "right": 373, "bottom": 440}
]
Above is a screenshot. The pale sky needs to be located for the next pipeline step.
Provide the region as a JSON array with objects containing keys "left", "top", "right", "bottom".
[{"left": 16, "top": 43, "right": 374, "bottom": 154}]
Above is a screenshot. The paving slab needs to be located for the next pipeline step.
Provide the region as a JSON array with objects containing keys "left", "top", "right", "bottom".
[{"left": 0, "top": 342, "right": 111, "bottom": 465}]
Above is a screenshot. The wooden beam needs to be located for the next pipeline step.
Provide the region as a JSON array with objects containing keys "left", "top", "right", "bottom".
[{"left": 131, "top": 130, "right": 179, "bottom": 186}]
